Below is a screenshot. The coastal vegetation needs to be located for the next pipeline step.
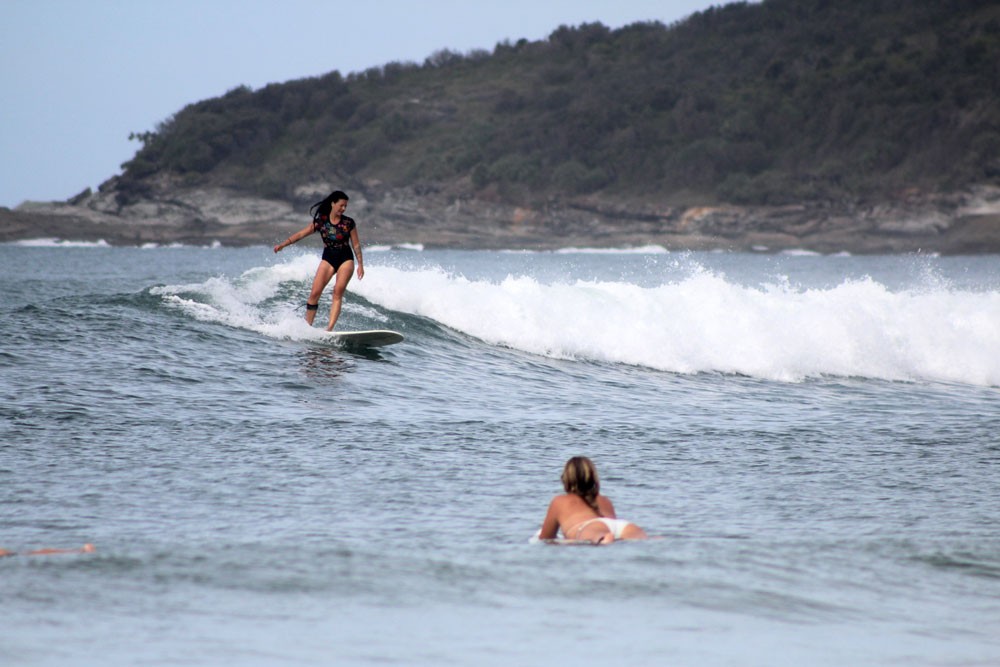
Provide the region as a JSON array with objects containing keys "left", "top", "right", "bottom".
[{"left": 118, "top": 0, "right": 1000, "bottom": 208}]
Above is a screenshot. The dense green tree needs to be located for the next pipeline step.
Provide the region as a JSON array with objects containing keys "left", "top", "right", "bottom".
[{"left": 120, "top": 0, "right": 1000, "bottom": 206}]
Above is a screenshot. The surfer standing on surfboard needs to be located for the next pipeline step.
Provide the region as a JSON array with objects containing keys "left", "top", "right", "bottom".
[
  {"left": 536, "top": 456, "right": 648, "bottom": 544},
  {"left": 273, "top": 190, "right": 364, "bottom": 331}
]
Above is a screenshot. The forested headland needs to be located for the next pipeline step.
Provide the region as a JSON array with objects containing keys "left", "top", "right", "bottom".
[{"left": 6, "top": 0, "right": 1000, "bottom": 252}]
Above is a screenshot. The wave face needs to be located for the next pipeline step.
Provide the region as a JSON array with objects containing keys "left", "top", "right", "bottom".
[
  {"left": 152, "top": 251, "right": 1000, "bottom": 386},
  {"left": 3, "top": 244, "right": 999, "bottom": 667}
]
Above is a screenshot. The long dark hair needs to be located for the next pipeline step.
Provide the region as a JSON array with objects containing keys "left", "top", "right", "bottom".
[{"left": 309, "top": 190, "right": 349, "bottom": 221}]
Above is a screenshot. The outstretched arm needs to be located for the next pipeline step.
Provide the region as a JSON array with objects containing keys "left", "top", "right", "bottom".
[
  {"left": 350, "top": 228, "right": 364, "bottom": 279},
  {"left": 537, "top": 497, "right": 562, "bottom": 540},
  {"left": 274, "top": 223, "right": 316, "bottom": 253}
]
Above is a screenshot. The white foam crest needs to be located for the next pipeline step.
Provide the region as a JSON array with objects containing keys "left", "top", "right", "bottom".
[
  {"left": 353, "top": 265, "right": 1000, "bottom": 386},
  {"left": 140, "top": 241, "right": 220, "bottom": 249},
  {"left": 152, "top": 254, "right": 355, "bottom": 342},
  {"left": 780, "top": 248, "right": 823, "bottom": 256},
  {"left": 365, "top": 243, "right": 424, "bottom": 252},
  {"left": 12, "top": 238, "right": 110, "bottom": 247},
  {"left": 554, "top": 244, "right": 670, "bottom": 254},
  {"left": 499, "top": 245, "right": 670, "bottom": 255}
]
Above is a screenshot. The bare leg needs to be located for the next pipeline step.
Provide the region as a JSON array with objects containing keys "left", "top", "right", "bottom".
[
  {"left": 326, "top": 260, "right": 355, "bottom": 331},
  {"left": 305, "top": 261, "right": 335, "bottom": 326},
  {"left": 621, "top": 524, "right": 648, "bottom": 540},
  {"left": 577, "top": 523, "right": 614, "bottom": 545}
]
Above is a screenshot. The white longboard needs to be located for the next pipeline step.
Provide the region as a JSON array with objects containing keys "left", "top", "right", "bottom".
[{"left": 325, "top": 330, "right": 404, "bottom": 348}]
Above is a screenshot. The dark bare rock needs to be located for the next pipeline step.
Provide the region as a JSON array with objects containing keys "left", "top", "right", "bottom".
[{"left": 3, "top": 181, "right": 999, "bottom": 254}]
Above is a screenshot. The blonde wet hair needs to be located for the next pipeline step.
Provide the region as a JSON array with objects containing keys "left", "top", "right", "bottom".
[{"left": 561, "top": 456, "right": 602, "bottom": 516}]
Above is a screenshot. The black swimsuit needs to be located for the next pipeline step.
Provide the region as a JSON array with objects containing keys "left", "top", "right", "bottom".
[
  {"left": 313, "top": 215, "right": 356, "bottom": 271},
  {"left": 321, "top": 246, "right": 354, "bottom": 271}
]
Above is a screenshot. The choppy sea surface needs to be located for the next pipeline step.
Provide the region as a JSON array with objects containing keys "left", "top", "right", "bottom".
[{"left": 2, "top": 241, "right": 999, "bottom": 666}]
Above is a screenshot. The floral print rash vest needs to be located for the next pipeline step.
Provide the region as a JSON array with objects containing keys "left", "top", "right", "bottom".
[{"left": 312, "top": 215, "right": 356, "bottom": 250}]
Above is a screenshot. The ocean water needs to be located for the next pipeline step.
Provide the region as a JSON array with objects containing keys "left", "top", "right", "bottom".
[{"left": 1, "top": 241, "right": 999, "bottom": 666}]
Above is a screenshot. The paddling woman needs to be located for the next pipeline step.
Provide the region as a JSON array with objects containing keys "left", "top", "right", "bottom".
[
  {"left": 536, "top": 456, "right": 648, "bottom": 544},
  {"left": 274, "top": 190, "right": 364, "bottom": 331}
]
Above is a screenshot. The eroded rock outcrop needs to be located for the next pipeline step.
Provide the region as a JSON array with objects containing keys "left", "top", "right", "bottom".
[{"left": 3, "top": 179, "right": 999, "bottom": 254}]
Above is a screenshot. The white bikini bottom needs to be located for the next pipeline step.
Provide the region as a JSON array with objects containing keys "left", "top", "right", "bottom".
[{"left": 570, "top": 517, "right": 632, "bottom": 539}]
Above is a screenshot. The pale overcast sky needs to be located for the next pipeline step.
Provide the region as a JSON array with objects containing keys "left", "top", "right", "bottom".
[{"left": 1, "top": 0, "right": 720, "bottom": 207}]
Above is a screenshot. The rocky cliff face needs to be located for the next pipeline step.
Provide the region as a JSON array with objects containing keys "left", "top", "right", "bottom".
[{"left": 3, "top": 177, "right": 999, "bottom": 254}]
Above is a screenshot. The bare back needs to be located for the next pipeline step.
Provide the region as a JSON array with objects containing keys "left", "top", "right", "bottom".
[{"left": 538, "top": 493, "right": 617, "bottom": 540}]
